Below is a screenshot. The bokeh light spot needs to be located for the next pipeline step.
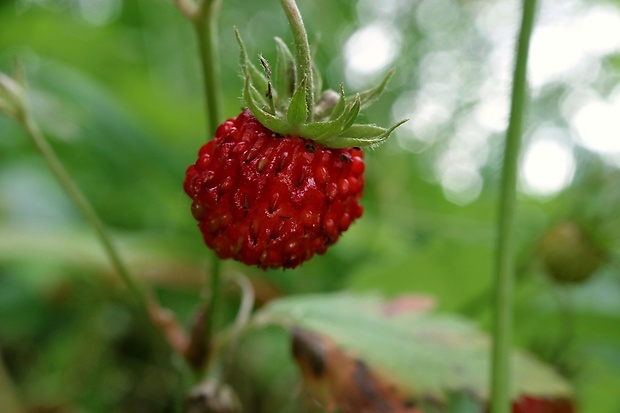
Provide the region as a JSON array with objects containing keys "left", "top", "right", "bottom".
[
  {"left": 344, "top": 23, "right": 400, "bottom": 88},
  {"left": 572, "top": 95, "right": 620, "bottom": 156},
  {"left": 520, "top": 128, "right": 575, "bottom": 197}
]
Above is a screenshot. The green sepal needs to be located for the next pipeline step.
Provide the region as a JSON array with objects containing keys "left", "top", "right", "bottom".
[
  {"left": 287, "top": 77, "right": 308, "bottom": 126},
  {"left": 274, "top": 37, "right": 296, "bottom": 104},
  {"left": 338, "top": 124, "right": 388, "bottom": 138},
  {"left": 259, "top": 55, "right": 277, "bottom": 113},
  {"left": 248, "top": 80, "right": 270, "bottom": 110},
  {"left": 342, "top": 94, "right": 361, "bottom": 131},
  {"left": 328, "top": 84, "right": 346, "bottom": 121},
  {"left": 237, "top": 28, "right": 403, "bottom": 149},
  {"left": 244, "top": 76, "right": 293, "bottom": 134},
  {"left": 298, "top": 98, "right": 351, "bottom": 140},
  {"left": 235, "top": 28, "right": 269, "bottom": 96},
  {"left": 297, "top": 120, "right": 343, "bottom": 141},
  {"left": 321, "top": 119, "right": 408, "bottom": 149},
  {"left": 346, "top": 69, "right": 394, "bottom": 111}
]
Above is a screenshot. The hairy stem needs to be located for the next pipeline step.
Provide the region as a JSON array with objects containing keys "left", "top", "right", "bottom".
[
  {"left": 280, "top": 0, "right": 314, "bottom": 121},
  {"left": 19, "top": 113, "right": 146, "bottom": 308},
  {"left": 193, "top": 0, "right": 222, "bottom": 136},
  {"left": 490, "top": 0, "right": 537, "bottom": 412}
]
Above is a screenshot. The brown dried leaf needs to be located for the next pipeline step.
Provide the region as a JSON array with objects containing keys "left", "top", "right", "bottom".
[
  {"left": 256, "top": 292, "right": 574, "bottom": 412},
  {"left": 292, "top": 328, "right": 422, "bottom": 413}
]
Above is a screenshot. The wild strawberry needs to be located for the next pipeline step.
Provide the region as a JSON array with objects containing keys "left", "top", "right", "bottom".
[
  {"left": 184, "top": 110, "right": 365, "bottom": 269},
  {"left": 185, "top": 26, "right": 405, "bottom": 269}
]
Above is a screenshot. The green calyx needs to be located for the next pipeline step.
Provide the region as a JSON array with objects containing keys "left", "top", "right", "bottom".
[{"left": 235, "top": 27, "right": 406, "bottom": 149}]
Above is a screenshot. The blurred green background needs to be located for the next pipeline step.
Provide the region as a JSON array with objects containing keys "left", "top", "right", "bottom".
[{"left": 1, "top": 0, "right": 620, "bottom": 412}]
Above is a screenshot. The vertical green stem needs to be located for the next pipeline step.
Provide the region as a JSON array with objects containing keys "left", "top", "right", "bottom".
[
  {"left": 193, "top": 0, "right": 222, "bottom": 136},
  {"left": 280, "top": 0, "right": 314, "bottom": 121},
  {"left": 19, "top": 114, "right": 146, "bottom": 308},
  {"left": 191, "top": 0, "right": 224, "bottom": 372},
  {"left": 205, "top": 255, "right": 222, "bottom": 344},
  {"left": 490, "top": 1, "right": 537, "bottom": 412}
]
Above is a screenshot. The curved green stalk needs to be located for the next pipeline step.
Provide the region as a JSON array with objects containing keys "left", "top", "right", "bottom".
[
  {"left": 280, "top": 0, "right": 314, "bottom": 121},
  {"left": 18, "top": 113, "right": 147, "bottom": 308},
  {"left": 490, "top": 0, "right": 537, "bottom": 412}
]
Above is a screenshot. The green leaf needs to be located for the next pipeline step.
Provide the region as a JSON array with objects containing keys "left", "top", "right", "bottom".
[
  {"left": 255, "top": 292, "right": 573, "bottom": 404},
  {"left": 287, "top": 77, "right": 308, "bottom": 126},
  {"left": 274, "top": 37, "right": 296, "bottom": 104}
]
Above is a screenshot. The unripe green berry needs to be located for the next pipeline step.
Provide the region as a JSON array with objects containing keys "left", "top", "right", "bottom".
[{"left": 538, "top": 220, "right": 607, "bottom": 284}]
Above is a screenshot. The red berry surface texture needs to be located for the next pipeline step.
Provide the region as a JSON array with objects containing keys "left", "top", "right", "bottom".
[{"left": 185, "top": 110, "right": 365, "bottom": 269}]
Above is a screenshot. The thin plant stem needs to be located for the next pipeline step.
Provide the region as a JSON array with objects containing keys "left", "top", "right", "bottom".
[
  {"left": 18, "top": 113, "right": 147, "bottom": 309},
  {"left": 490, "top": 0, "right": 537, "bottom": 412},
  {"left": 193, "top": 0, "right": 224, "bottom": 372},
  {"left": 205, "top": 255, "right": 222, "bottom": 343},
  {"left": 193, "top": 0, "right": 222, "bottom": 136},
  {"left": 173, "top": 0, "right": 225, "bottom": 375},
  {"left": 280, "top": 0, "right": 314, "bottom": 121}
]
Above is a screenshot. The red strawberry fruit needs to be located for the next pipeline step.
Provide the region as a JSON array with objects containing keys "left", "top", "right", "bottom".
[
  {"left": 184, "top": 110, "right": 365, "bottom": 269},
  {"left": 184, "top": 27, "right": 404, "bottom": 269}
]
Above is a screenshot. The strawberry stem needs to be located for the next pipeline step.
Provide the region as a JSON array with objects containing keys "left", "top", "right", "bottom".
[
  {"left": 174, "top": 0, "right": 226, "bottom": 376},
  {"left": 280, "top": 0, "right": 314, "bottom": 122},
  {"left": 193, "top": 0, "right": 222, "bottom": 136},
  {"left": 13, "top": 103, "right": 147, "bottom": 310},
  {"left": 205, "top": 256, "right": 222, "bottom": 355},
  {"left": 490, "top": 0, "right": 537, "bottom": 412}
]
